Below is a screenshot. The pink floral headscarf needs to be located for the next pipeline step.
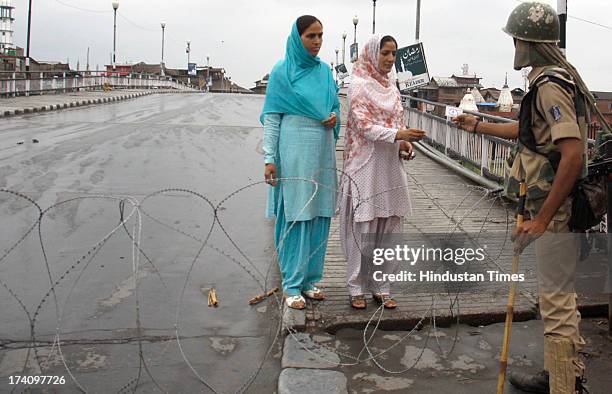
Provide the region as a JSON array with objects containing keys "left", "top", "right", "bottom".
[{"left": 343, "top": 35, "right": 404, "bottom": 175}]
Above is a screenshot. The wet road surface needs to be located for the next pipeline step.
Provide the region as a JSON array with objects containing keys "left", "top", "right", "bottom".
[{"left": 0, "top": 93, "right": 282, "bottom": 393}]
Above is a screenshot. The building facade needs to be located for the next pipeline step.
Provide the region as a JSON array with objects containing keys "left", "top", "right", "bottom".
[
  {"left": 251, "top": 74, "right": 269, "bottom": 94},
  {"left": 417, "top": 74, "right": 483, "bottom": 107},
  {"left": 592, "top": 91, "right": 612, "bottom": 127},
  {"left": 0, "top": 0, "right": 14, "bottom": 54}
]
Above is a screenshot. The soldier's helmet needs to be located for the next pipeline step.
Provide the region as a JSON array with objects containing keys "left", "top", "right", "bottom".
[{"left": 502, "top": 1, "right": 560, "bottom": 43}]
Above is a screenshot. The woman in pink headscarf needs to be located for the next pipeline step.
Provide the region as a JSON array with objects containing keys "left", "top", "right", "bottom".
[{"left": 339, "top": 35, "right": 424, "bottom": 309}]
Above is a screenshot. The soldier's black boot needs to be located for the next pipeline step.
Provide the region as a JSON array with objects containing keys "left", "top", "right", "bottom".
[
  {"left": 575, "top": 376, "right": 589, "bottom": 394},
  {"left": 508, "top": 370, "right": 589, "bottom": 394},
  {"left": 508, "top": 370, "right": 549, "bottom": 393}
]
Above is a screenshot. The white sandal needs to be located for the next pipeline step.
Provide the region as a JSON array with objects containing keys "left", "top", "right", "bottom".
[
  {"left": 285, "top": 295, "right": 306, "bottom": 310},
  {"left": 302, "top": 286, "right": 325, "bottom": 300}
]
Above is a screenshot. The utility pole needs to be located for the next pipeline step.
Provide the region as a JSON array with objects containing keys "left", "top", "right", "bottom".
[
  {"left": 160, "top": 22, "right": 166, "bottom": 76},
  {"left": 186, "top": 40, "right": 191, "bottom": 67},
  {"left": 558, "top": 0, "right": 567, "bottom": 56},
  {"left": 25, "top": 0, "right": 32, "bottom": 72},
  {"left": 342, "top": 32, "right": 347, "bottom": 64},
  {"left": 206, "top": 54, "right": 210, "bottom": 92},
  {"left": 86, "top": 47, "right": 90, "bottom": 72},
  {"left": 335, "top": 49, "right": 339, "bottom": 84},
  {"left": 415, "top": 0, "right": 421, "bottom": 42},
  {"left": 372, "top": 0, "right": 377, "bottom": 34},
  {"left": 186, "top": 40, "right": 191, "bottom": 87},
  {"left": 112, "top": 1, "right": 119, "bottom": 72}
]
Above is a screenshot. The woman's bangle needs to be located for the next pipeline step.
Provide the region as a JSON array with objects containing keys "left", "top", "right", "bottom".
[{"left": 473, "top": 120, "right": 480, "bottom": 134}]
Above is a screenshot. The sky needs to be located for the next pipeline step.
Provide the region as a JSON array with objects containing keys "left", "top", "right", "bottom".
[{"left": 9, "top": 0, "right": 612, "bottom": 91}]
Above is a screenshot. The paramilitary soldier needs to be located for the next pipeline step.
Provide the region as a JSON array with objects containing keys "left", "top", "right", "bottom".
[{"left": 454, "top": 2, "right": 596, "bottom": 393}]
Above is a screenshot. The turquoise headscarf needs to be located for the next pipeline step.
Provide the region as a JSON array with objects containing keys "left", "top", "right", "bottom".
[{"left": 260, "top": 20, "right": 340, "bottom": 139}]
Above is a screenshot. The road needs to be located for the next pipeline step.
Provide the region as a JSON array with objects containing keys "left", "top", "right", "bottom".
[{"left": 0, "top": 93, "right": 282, "bottom": 393}]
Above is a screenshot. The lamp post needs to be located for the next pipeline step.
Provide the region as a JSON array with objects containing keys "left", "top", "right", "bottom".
[
  {"left": 206, "top": 54, "right": 210, "bottom": 92},
  {"left": 112, "top": 0, "right": 119, "bottom": 73},
  {"left": 558, "top": 0, "right": 567, "bottom": 56},
  {"left": 415, "top": 0, "right": 421, "bottom": 42},
  {"left": 186, "top": 40, "right": 191, "bottom": 67},
  {"left": 352, "top": 15, "right": 359, "bottom": 44},
  {"left": 335, "top": 49, "right": 340, "bottom": 83},
  {"left": 25, "top": 0, "right": 32, "bottom": 72},
  {"left": 160, "top": 22, "right": 166, "bottom": 76},
  {"left": 341, "top": 32, "right": 347, "bottom": 65},
  {"left": 186, "top": 40, "right": 191, "bottom": 86},
  {"left": 335, "top": 48, "right": 339, "bottom": 69},
  {"left": 372, "top": 0, "right": 377, "bottom": 34}
]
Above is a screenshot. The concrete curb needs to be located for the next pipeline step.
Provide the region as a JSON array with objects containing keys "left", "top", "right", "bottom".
[
  {"left": 0, "top": 89, "right": 193, "bottom": 118},
  {"left": 278, "top": 332, "right": 348, "bottom": 394}
]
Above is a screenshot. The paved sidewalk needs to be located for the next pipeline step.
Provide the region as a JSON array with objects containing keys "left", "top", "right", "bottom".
[
  {"left": 0, "top": 89, "right": 197, "bottom": 118},
  {"left": 278, "top": 318, "right": 611, "bottom": 393}
]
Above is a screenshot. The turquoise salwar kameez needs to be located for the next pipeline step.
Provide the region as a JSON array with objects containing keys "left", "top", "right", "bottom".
[
  {"left": 260, "top": 20, "right": 340, "bottom": 297},
  {"left": 264, "top": 114, "right": 336, "bottom": 296}
]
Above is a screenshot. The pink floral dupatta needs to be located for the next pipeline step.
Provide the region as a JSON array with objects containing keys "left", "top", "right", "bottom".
[{"left": 343, "top": 35, "right": 404, "bottom": 175}]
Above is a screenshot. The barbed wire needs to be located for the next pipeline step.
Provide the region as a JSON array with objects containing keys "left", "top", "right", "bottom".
[{"left": 0, "top": 164, "right": 516, "bottom": 393}]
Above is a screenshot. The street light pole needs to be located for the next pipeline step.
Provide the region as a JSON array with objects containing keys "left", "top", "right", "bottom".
[
  {"left": 558, "top": 0, "right": 567, "bottom": 56},
  {"left": 186, "top": 40, "right": 191, "bottom": 67},
  {"left": 372, "top": 0, "right": 377, "bottom": 34},
  {"left": 186, "top": 40, "right": 191, "bottom": 86},
  {"left": 206, "top": 54, "right": 210, "bottom": 92},
  {"left": 25, "top": 0, "right": 32, "bottom": 72},
  {"left": 416, "top": 0, "right": 421, "bottom": 42},
  {"left": 112, "top": 0, "right": 119, "bottom": 73},
  {"left": 335, "top": 49, "right": 339, "bottom": 84},
  {"left": 160, "top": 22, "right": 166, "bottom": 76},
  {"left": 342, "top": 32, "right": 347, "bottom": 64},
  {"left": 352, "top": 15, "right": 359, "bottom": 45}
]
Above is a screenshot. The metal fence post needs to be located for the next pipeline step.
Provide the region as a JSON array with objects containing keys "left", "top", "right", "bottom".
[
  {"left": 445, "top": 122, "right": 451, "bottom": 155},
  {"left": 480, "top": 135, "right": 489, "bottom": 177},
  {"left": 25, "top": 73, "right": 30, "bottom": 97}
]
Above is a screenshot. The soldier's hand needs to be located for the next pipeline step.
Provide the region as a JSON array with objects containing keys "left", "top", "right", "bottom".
[
  {"left": 512, "top": 219, "right": 548, "bottom": 255},
  {"left": 452, "top": 114, "right": 479, "bottom": 132}
]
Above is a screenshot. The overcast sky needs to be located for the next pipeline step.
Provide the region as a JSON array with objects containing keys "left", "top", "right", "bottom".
[{"left": 11, "top": 0, "right": 612, "bottom": 91}]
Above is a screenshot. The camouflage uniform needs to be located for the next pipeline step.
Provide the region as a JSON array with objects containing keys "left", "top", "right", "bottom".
[{"left": 505, "top": 65, "right": 589, "bottom": 388}]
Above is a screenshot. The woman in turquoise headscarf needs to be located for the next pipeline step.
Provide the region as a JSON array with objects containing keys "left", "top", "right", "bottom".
[{"left": 261, "top": 15, "right": 340, "bottom": 309}]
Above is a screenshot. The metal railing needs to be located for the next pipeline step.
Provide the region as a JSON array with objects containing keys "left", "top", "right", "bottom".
[
  {"left": 0, "top": 70, "right": 196, "bottom": 97},
  {"left": 402, "top": 95, "right": 516, "bottom": 187}
]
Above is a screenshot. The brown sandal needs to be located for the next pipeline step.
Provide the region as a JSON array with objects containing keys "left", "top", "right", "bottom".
[
  {"left": 350, "top": 295, "right": 367, "bottom": 309},
  {"left": 373, "top": 293, "right": 397, "bottom": 309}
]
